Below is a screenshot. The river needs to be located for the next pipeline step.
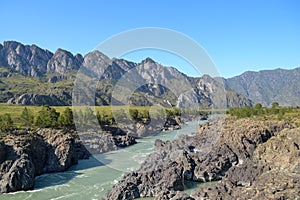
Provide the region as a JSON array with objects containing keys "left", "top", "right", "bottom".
[{"left": 1, "top": 119, "right": 208, "bottom": 200}]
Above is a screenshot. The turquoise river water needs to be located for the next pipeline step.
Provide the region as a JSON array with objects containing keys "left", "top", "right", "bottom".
[{"left": 1, "top": 119, "right": 209, "bottom": 200}]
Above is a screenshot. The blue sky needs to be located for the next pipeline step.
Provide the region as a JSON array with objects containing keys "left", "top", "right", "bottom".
[{"left": 1, "top": 0, "right": 299, "bottom": 78}]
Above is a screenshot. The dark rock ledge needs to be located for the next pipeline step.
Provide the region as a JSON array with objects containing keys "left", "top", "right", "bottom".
[
  {"left": 0, "top": 127, "right": 136, "bottom": 193},
  {"left": 104, "top": 116, "right": 298, "bottom": 200}
]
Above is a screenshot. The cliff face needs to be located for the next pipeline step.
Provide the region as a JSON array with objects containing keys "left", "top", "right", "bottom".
[
  {"left": 0, "top": 129, "right": 80, "bottom": 193},
  {"left": 0, "top": 41, "right": 53, "bottom": 77},
  {"left": 103, "top": 117, "right": 298, "bottom": 199},
  {"left": 191, "top": 126, "right": 300, "bottom": 199}
]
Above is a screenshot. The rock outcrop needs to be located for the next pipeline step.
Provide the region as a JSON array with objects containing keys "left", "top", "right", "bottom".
[
  {"left": 0, "top": 125, "right": 138, "bottom": 194},
  {"left": 118, "top": 116, "right": 181, "bottom": 138},
  {"left": 104, "top": 116, "right": 294, "bottom": 199},
  {"left": 190, "top": 127, "right": 300, "bottom": 199},
  {"left": 0, "top": 129, "right": 87, "bottom": 193},
  {"left": 79, "top": 128, "right": 136, "bottom": 154},
  {"left": 0, "top": 41, "right": 53, "bottom": 77},
  {"left": 7, "top": 93, "right": 67, "bottom": 106},
  {"left": 47, "top": 48, "right": 83, "bottom": 74}
]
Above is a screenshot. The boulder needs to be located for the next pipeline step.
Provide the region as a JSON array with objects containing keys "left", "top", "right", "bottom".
[{"left": 0, "top": 154, "right": 35, "bottom": 193}]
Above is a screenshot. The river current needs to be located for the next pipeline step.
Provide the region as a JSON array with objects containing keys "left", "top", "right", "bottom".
[{"left": 2, "top": 119, "right": 208, "bottom": 200}]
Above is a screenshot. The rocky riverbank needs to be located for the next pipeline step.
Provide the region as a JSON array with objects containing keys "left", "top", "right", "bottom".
[
  {"left": 104, "top": 116, "right": 299, "bottom": 199},
  {"left": 0, "top": 113, "right": 187, "bottom": 194},
  {"left": 118, "top": 116, "right": 182, "bottom": 138},
  {"left": 0, "top": 127, "right": 136, "bottom": 194}
]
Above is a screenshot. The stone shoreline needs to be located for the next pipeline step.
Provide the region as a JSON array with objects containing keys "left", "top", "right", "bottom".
[{"left": 103, "top": 116, "right": 300, "bottom": 199}]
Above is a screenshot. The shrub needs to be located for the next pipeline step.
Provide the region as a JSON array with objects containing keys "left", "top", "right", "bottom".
[
  {"left": 58, "top": 107, "right": 74, "bottom": 128},
  {"left": 129, "top": 109, "right": 139, "bottom": 121},
  {"left": 0, "top": 114, "right": 14, "bottom": 131},
  {"left": 96, "top": 110, "right": 114, "bottom": 127},
  {"left": 20, "top": 107, "right": 34, "bottom": 127}
]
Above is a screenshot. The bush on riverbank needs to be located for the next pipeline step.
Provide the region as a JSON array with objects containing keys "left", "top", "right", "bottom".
[{"left": 227, "top": 103, "right": 300, "bottom": 125}]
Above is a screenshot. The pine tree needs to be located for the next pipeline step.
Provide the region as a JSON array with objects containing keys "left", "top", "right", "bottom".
[
  {"left": 20, "top": 107, "right": 34, "bottom": 127},
  {"left": 58, "top": 107, "right": 74, "bottom": 128},
  {"left": 0, "top": 114, "right": 14, "bottom": 131},
  {"left": 35, "top": 105, "right": 60, "bottom": 128}
]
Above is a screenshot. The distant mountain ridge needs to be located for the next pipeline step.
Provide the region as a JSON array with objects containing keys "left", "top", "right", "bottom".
[
  {"left": 0, "top": 41, "right": 83, "bottom": 76},
  {"left": 0, "top": 41, "right": 254, "bottom": 108},
  {"left": 221, "top": 67, "right": 300, "bottom": 107}
]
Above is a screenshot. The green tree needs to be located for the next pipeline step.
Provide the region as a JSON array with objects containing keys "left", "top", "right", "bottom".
[
  {"left": 35, "top": 105, "right": 60, "bottom": 128},
  {"left": 129, "top": 109, "right": 139, "bottom": 121},
  {"left": 0, "top": 114, "right": 14, "bottom": 131},
  {"left": 58, "top": 107, "right": 74, "bottom": 128},
  {"left": 271, "top": 102, "right": 280, "bottom": 114},
  {"left": 138, "top": 109, "right": 150, "bottom": 119},
  {"left": 20, "top": 107, "right": 34, "bottom": 127},
  {"left": 173, "top": 108, "right": 182, "bottom": 116},
  {"left": 96, "top": 110, "right": 114, "bottom": 127},
  {"left": 166, "top": 109, "right": 174, "bottom": 118},
  {"left": 272, "top": 102, "right": 279, "bottom": 109},
  {"left": 253, "top": 103, "right": 263, "bottom": 115},
  {"left": 254, "top": 103, "right": 262, "bottom": 109}
]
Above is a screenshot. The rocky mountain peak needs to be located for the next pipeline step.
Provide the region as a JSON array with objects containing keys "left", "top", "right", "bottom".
[
  {"left": 141, "top": 57, "right": 156, "bottom": 65},
  {"left": 224, "top": 67, "right": 300, "bottom": 106},
  {"left": 0, "top": 41, "right": 253, "bottom": 108},
  {"left": 83, "top": 50, "right": 111, "bottom": 68},
  {"left": 47, "top": 48, "right": 82, "bottom": 73},
  {"left": 0, "top": 41, "right": 53, "bottom": 76},
  {"left": 3, "top": 41, "right": 21, "bottom": 50},
  {"left": 75, "top": 53, "right": 84, "bottom": 62},
  {"left": 111, "top": 58, "right": 137, "bottom": 71}
]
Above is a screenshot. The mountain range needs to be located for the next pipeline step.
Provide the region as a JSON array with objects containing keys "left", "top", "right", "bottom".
[
  {"left": 0, "top": 41, "right": 299, "bottom": 108},
  {"left": 220, "top": 68, "right": 300, "bottom": 107}
]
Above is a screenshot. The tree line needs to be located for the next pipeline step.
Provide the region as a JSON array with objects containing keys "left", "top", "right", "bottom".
[
  {"left": 0, "top": 106, "right": 74, "bottom": 132},
  {"left": 227, "top": 102, "right": 297, "bottom": 120},
  {"left": 0, "top": 106, "right": 184, "bottom": 132}
]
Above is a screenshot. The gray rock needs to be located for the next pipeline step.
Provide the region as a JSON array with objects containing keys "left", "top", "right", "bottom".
[
  {"left": 156, "top": 190, "right": 195, "bottom": 200},
  {"left": 223, "top": 67, "right": 300, "bottom": 106},
  {"left": 0, "top": 141, "right": 6, "bottom": 163},
  {"left": 0, "top": 154, "right": 35, "bottom": 193},
  {"left": 190, "top": 126, "right": 300, "bottom": 200},
  {"left": 104, "top": 117, "right": 292, "bottom": 199},
  {"left": 36, "top": 129, "right": 77, "bottom": 173},
  {"left": 2, "top": 41, "right": 53, "bottom": 76},
  {"left": 0, "top": 41, "right": 253, "bottom": 108},
  {"left": 112, "top": 58, "right": 136, "bottom": 71},
  {"left": 78, "top": 128, "right": 136, "bottom": 154},
  {"left": 0, "top": 43, "right": 5, "bottom": 66},
  {"left": 47, "top": 48, "right": 82, "bottom": 73},
  {"left": 0, "top": 129, "right": 82, "bottom": 193},
  {"left": 8, "top": 93, "right": 67, "bottom": 106}
]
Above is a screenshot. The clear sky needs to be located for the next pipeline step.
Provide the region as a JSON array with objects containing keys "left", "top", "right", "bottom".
[{"left": 1, "top": 0, "right": 299, "bottom": 78}]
